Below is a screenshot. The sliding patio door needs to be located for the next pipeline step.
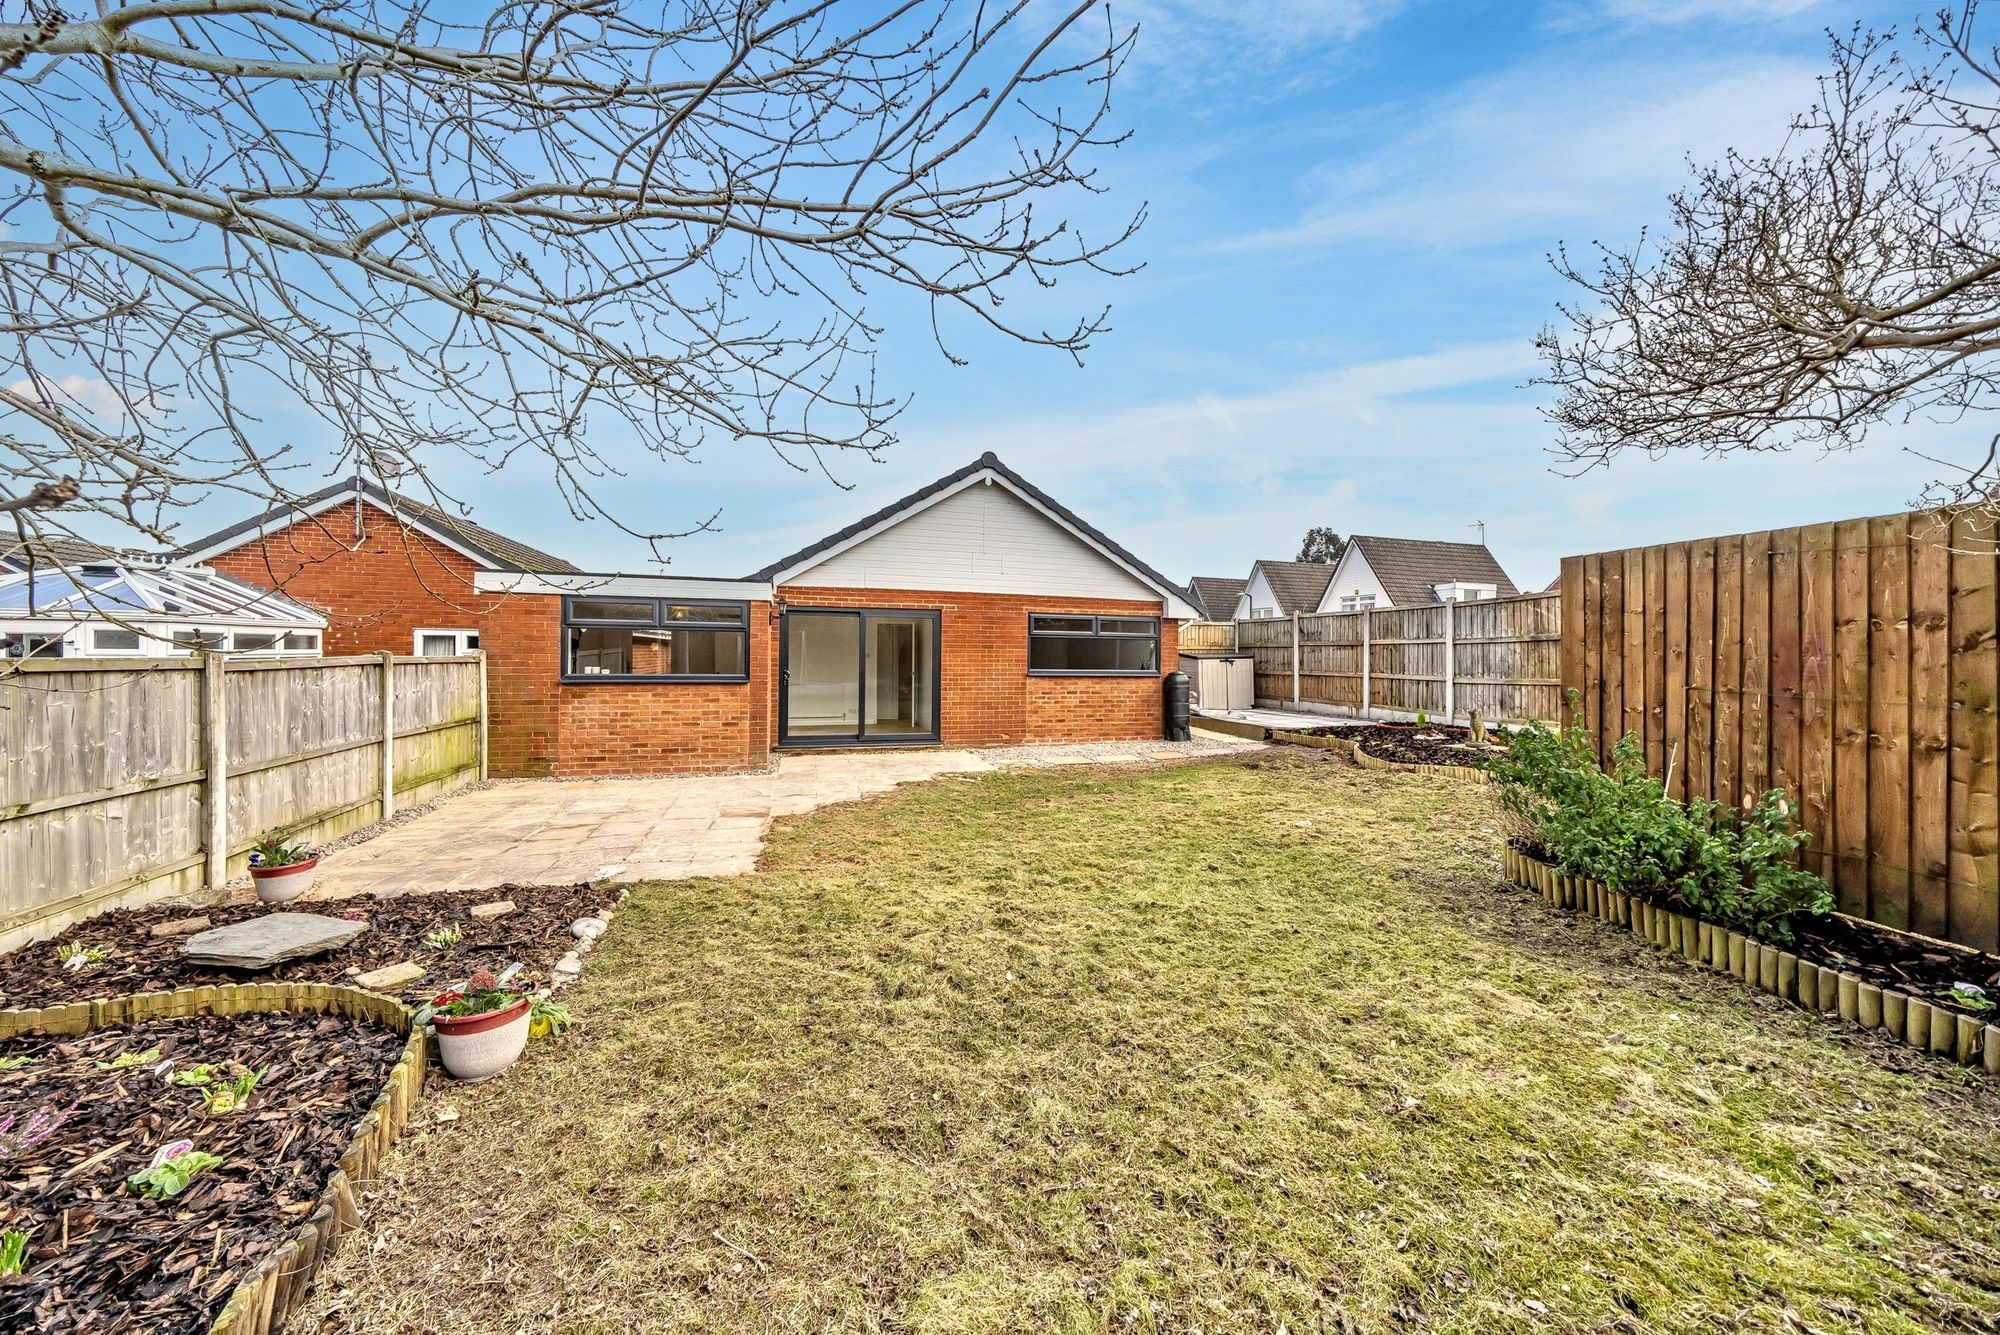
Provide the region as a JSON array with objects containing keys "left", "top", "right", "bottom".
[{"left": 780, "top": 610, "right": 938, "bottom": 745}]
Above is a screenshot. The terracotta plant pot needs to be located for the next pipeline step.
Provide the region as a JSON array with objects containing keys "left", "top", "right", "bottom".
[
  {"left": 249, "top": 855, "right": 320, "bottom": 904},
  {"left": 431, "top": 997, "right": 531, "bottom": 1082}
]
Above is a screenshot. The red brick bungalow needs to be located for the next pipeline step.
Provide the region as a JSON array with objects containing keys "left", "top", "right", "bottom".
[{"left": 180, "top": 453, "right": 1199, "bottom": 777}]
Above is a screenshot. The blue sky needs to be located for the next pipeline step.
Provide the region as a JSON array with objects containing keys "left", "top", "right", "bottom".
[{"left": 210, "top": 0, "right": 1941, "bottom": 592}]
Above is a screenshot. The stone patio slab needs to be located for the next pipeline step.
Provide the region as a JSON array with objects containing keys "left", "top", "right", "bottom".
[{"left": 276, "top": 736, "right": 1261, "bottom": 903}]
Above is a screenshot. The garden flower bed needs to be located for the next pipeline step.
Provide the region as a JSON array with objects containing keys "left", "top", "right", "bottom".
[
  {"left": 0, "top": 986, "right": 420, "bottom": 1334},
  {"left": 1273, "top": 722, "right": 1506, "bottom": 778},
  {"left": 1491, "top": 710, "right": 2000, "bottom": 1069},
  {"left": 1506, "top": 841, "right": 2000, "bottom": 1070},
  {"left": 0, "top": 883, "right": 613, "bottom": 1009}
]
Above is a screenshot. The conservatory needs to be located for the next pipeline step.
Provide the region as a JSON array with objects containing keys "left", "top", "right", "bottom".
[{"left": 0, "top": 562, "right": 326, "bottom": 660}]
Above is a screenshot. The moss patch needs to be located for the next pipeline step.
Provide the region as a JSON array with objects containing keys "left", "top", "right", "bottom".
[{"left": 300, "top": 751, "right": 2000, "bottom": 1333}]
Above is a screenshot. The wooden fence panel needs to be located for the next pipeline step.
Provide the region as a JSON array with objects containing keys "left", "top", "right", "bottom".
[
  {"left": 1297, "top": 612, "right": 1363, "bottom": 709},
  {"left": 1179, "top": 622, "right": 1237, "bottom": 654},
  {"left": 1369, "top": 605, "right": 1447, "bottom": 716},
  {"left": 1452, "top": 593, "right": 1561, "bottom": 723},
  {"left": 1563, "top": 509, "right": 2000, "bottom": 952},
  {"left": 1233, "top": 593, "right": 1560, "bottom": 725},
  {"left": 1237, "top": 618, "right": 1294, "bottom": 703},
  {"left": 0, "top": 654, "right": 485, "bottom": 951}
]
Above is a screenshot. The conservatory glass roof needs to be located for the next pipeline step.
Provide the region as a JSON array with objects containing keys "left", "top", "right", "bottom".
[{"left": 0, "top": 563, "right": 325, "bottom": 626}]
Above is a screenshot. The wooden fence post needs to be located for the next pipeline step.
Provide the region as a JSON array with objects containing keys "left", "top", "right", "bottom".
[
  {"left": 203, "top": 652, "right": 228, "bottom": 900},
  {"left": 1290, "top": 610, "right": 1301, "bottom": 707},
  {"left": 1444, "top": 599, "right": 1457, "bottom": 723},
  {"left": 378, "top": 650, "right": 396, "bottom": 822},
  {"left": 1360, "top": 611, "right": 1372, "bottom": 720},
  {"left": 475, "top": 649, "right": 489, "bottom": 782}
]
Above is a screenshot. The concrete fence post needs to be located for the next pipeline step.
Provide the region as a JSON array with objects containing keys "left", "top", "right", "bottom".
[
  {"left": 1443, "top": 600, "right": 1457, "bottom": 724},
  {"left": 202, "top": 652, "right": 228, "bottom": 900},
  {"left": 1360, "top": 610, "right": 1372, "bottom": 721},
  {"left": 475, "top": 649, "right": 490, "bottom": 782},
  {"left": 379, "top": 650, "right": 397, "bottom": 822},
  {"left": 1290, "top": 610, "right": 1301, "bottom": 706}
]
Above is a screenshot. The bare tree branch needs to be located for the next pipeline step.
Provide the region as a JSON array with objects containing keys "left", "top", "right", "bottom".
[
  {"left": 1536, "top": 3, "right": 2000, "bottom": 510},
  {"left": 0, "top": 0, "right": 1142, "bottom": 568}
]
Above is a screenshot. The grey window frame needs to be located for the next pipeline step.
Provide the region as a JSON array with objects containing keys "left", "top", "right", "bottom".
[
  {"left": 1026, "top": 612, "right": 1161, "bottom": 677},
  {"left": 560, "top": 596, "right": 751, "bottom": 684}
]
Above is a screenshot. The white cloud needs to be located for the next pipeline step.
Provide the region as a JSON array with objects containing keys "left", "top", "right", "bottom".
[
  {"left": 1216, "top": 53, "right": 1823, "bottom": 253},
  {"left": 1572, "top": 0, "right": 1824, "bottom": 24},
  {"left": 1119, "top": 0, "right": 1411, "bottom": 98},
  {"left": 5, "top": 373, "right": 151, "bottom": 424}
]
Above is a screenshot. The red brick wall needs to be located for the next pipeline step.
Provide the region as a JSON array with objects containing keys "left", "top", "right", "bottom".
[
  {"left": 202, "top": 499, "right": 503, "bottom": 656},
  {"left": 482, "top": 594, "right": 774, "bottom": 777},
  {"left": 769, "top": 587, "right": 1176, "bottom": 750},
  {"left": 1026, "top": 617, "right": 1181, "bottom": 743}
]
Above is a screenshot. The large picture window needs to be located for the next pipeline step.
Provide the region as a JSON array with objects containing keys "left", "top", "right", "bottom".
[
  {"left": 1028, "top": 614, "right": 1160, "bottom": 676},
  {"left": 562, "top": 598, "right": 749, "bottom": 682}
]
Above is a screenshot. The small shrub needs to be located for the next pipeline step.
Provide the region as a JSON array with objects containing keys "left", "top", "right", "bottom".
[
  {"left": 126, "top": 1148, "right": 224, "bottom": 1199},
  {"left": 1492, "top": 698, "right": 1831, "bottom": 942}
]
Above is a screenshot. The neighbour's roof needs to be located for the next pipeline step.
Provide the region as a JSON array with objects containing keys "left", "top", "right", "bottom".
[
  {"left": 1247, "top": 560, "right": 1336, "bottom": 615},
  {"left": 1543, "top": 572, "right": 1561, "bottom": 594},
  {"left": 1346, "top": 535, "right": 1519, "bottom": 606},
  {"left": 748, "top": 452, "right": 1198, "bottom": 615},
  {"left": 1, "top": 534, "right": 171, "bottom": 572},
  {"left": 0, "top": 562, "right": 326, "bottom": 625},
  {"left": 1187, "top": 575, "right": 1247, "bottom": 620},
  {"left": 176, "top": 477, "right": 579, "bottom": 573}
]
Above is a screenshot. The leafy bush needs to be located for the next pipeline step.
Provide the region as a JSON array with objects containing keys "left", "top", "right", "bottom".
[{"left": 1491, "top": 704, "right": 1832, "bottom": 943}]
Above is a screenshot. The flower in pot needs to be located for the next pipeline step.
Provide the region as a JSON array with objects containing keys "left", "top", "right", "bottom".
[
  {"left": 417, "top": 969, "right": 536, "bottom": 1082},
  {"left": 247, "top": 831, "right": 319, "bottom": 904}
]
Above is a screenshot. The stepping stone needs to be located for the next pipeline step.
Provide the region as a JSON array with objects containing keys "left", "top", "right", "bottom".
[
  {"left": 352, "top": 961, "right": 426, "bottom": 992},
  {"left": 180, "top": 913, "right": 366, "bottom": 969},
  {"left": 149, "top": 915, "right": 211, "bottom": 939},
  {"left": 468, "top": 900, "right": 517, "bottom": 921}
]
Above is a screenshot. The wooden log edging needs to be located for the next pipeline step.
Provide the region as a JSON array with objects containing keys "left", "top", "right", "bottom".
[
  {"left": 1270, "top": 730, "right": 1492, "bottom": 784},
  {"left": 0, "top": 982, "right": 426, "bottom": 1335},
  {"left": 1500, "top": 844, "right": 2000, "bottom": 1076}
]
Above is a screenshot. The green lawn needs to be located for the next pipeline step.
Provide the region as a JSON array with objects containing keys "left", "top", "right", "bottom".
[{"left": 303, "top": 750, "right": 2000, "bottom": 1333}]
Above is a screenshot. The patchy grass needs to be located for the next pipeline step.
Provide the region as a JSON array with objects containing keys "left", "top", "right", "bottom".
[{"left": 300, "top": 751, "right": 2000, "bottom": 1333}]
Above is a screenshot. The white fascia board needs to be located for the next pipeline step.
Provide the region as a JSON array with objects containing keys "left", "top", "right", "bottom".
[
  {"left": 474, "top": 571, "right": 773, "bottom": 601},
  {"left": 770, "top": 469, "right": 1202, "bottom": 619},
  {"left": 177, "top": 487, "right": 502, "bottom": 570}
]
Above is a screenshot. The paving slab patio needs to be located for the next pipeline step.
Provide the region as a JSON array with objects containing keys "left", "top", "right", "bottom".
[{"left": 272, "top": 734, "right": 1262, "bottom": 902}]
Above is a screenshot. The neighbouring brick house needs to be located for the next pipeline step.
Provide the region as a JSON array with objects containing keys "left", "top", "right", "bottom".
[
  {"left": 178, "top": 454, "right": 1198, "bottom": 776},
  {"left": 182, "top": 477, "right": 580, "bottom": 658}
]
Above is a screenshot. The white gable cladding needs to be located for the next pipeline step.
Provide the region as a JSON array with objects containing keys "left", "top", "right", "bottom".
[
  {"left": 781, "top": 481, "right": 1158, "bottom": 601},
  {"left": 1316, "top": 546, "right": 1393, "bottom": 611},
  {"left": 1241, "top": 567, "right": 1281, "bottom": 618}
]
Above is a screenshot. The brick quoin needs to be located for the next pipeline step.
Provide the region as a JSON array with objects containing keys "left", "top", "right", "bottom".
[{"left": 206, "top": 508, "right": 1182, "bottom": 777}]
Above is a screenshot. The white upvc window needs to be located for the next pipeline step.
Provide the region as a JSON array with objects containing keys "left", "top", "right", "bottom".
[
  {"left": 1432, "top": 581, "right": 1496, "bottom": 603},
  {"left": 91, "top": 626, "right": 145, "bottom": 654},
  {"left": 1337, "top": 594, "right": 1377, "bottom": 613},
  {"left": 415, "top": 628, "right": 480, "bottom": 657}
]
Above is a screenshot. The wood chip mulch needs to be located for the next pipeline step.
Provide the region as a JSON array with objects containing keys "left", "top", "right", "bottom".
[
  {"left": 0, "top": 883, "right": 616, "bottom": 1010},
  {"left": 0, "top": 1011, "right": 405, "bottom": 1334},
  {"left": 1300, "top": 722, "right": 1509, "bottom": 768}
]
